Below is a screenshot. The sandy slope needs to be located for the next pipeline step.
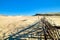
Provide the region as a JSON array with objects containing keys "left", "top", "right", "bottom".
[
  {"left": 0, "top": 16, "right": 60, "bottom": 39},
  {"left": 0, "top": 16, "right": 42, "bottom": 39},
  {"left": 45, "top": 16, "right": 60, "bottom": 26}
]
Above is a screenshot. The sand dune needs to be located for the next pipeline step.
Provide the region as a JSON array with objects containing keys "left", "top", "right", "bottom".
[
  {"left": 0, "top": 16, "right": 42, "bottom": 39},
  {"left": 45, "top": 16, "right": 60, "bottom": 26},
  {"left": 0, "top": 16, "right": 60, "bottom": 39}
]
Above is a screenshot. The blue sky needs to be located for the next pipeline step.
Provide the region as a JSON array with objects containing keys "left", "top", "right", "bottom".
[{"left": 0, "top": 0, "right": 60, "bottom": 16}]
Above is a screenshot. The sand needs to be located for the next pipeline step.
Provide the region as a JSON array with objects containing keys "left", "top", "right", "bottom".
[
  {"left": 0, "top": 15, "right": 60, "bottom": 39},
  {"left": 0, "top": 16, "right": 42, "bottom": 39}
]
